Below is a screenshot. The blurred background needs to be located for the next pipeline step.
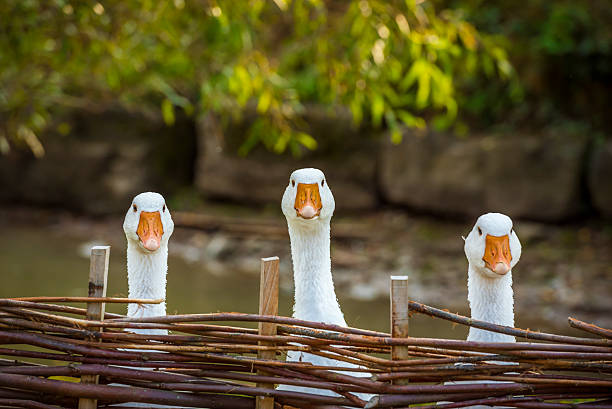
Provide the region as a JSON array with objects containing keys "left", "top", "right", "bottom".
[{"left": 1, "top": 0, "right": 611, "bottom": 336}]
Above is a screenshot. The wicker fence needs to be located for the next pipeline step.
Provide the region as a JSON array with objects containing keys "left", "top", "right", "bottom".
[{"left": 0, "top": 246, "right": 610, "bottom": 409}]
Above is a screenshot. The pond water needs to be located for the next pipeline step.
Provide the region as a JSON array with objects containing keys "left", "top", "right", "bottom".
[
  {"left": 1, "top": 223, "right": 581, "bottom": 338},
  {"left": 1, "top": 225, "right": 471, "bottom": 339}
]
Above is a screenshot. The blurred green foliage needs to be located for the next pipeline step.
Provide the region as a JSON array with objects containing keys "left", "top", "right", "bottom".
[
  {"left": 3, "top": 1, "right": 610, "bottom": 157},
  {"left": 10, "top": 0, "right": 610, "bottom": 157},
  {"left": 446, "top": 0, "right": 612, "bottom": 131},
  {"left": 1, "top": 0, "right": 517, "bottom": 156}
]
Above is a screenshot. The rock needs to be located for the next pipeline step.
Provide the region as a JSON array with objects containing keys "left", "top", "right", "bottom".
[
  {"left": 588, "top": 139, "right": 612, "bottom": 219},
  {"left": 0, "top": 109, "right": 196, "bottom": 214},
  {"left": 0, "top": 140, "right": 115, "bottom": 213},
  {"left": 195, "top": 109, "right": 378, "bottom": 210},
  {"left": 379, "top": 129, "right": 589, "bottom": 221}
]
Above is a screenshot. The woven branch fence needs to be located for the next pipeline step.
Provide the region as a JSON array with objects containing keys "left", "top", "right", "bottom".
[{"left": 0, "top": 247, "right": 610, "bottom": 409}]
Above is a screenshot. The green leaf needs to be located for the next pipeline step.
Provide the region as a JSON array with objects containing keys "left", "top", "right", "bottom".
[
  {"left": 161, "top": 98, "right": 175, "bottom": 125},
  {"left": 400, "top": 60, "right": 424, "bottom": 91},
  {"left": 295, "top": 132, "right": 318, "bottom": 150},
  {"left": 257, "top": 90, "right": 273, "bottom": 113},
  {"left": 458, "top": 22, "right": 477, "bottom": 51},
  {"left": 397, "top": 110, "right": 426, "bottom": 129},
  {"left": 391, "top": 127, "right": 403, "bottom": 144},
  {"left": 371, "top": 94, "right": 385, "bottom": 127},
  {"left": 273, "top": 131, "right": 290, "bottom": 153},
  {"left": 350, "top": 96, "right": 363, "bottom": 126},
  {"left": 385, "top": 111, "right": 403, "bottom": 144},
  {"left": 416, "top": 70, "right": 430, "bottom": 108}
]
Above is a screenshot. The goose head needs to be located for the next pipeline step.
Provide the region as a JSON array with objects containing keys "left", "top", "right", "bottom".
[
  {"left": 123, "top": 192, "right": 174, "bottom": 253},
  {"left": 464, "top": 213, "right": 521, "bottom": 278},
  {"left": 281, "top": 168, "right": 335, "bottom": 225}
]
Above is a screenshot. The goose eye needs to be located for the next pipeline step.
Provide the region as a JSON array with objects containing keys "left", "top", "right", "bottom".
[
  {"left": 511, "top": 227, "right": 514, "bottom": 234},
  {"left": 477, "top": 227, "right": 482, "bottom": 236},
  {"left": 132, "top": 204, "right": 138, "bottom": 212},
  {"left": 291, "top": 180, "right": 295, "bottom": 187},
  {"left": 162, "top": 204, "right": 166, "bottom": 212},
  {"left": 321, "top": 179, "right": 325, "bottom": 187}
]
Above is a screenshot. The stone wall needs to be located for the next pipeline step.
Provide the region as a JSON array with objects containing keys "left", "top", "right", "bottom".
[
  {"left": 0, "top": 109, "right": 196, "bottom": 214},
  {"left": 194, "top": 110, "right": 378, "bottom": 211},
  {"left": 379, "top": 130, "right": 591, "bottom": 221},
  {"left": 194, "top": 113, "right": 609, "bottom": 221},
  {"left": 1, "top": 108, "right": 610, "bottom": 220},
  {"left": 589, "top": 139, "right": 612, "bottom": 219}
]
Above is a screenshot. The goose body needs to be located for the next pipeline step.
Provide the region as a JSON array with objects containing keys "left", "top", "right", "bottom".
[
  {"left": 278, "top": 168, "right": 370, "bottom": 399},
  {"left": 123, "top": 192, "right": 174, "bottom": 335},
  {"left": 464, "top": 213, "right": 521, "bottom": 342},
  {"left": 121, "top": 192, "right": 175, "bottom": 408},
  {"left": 448, "top": 213, "right": 522, "bottom": 409}
]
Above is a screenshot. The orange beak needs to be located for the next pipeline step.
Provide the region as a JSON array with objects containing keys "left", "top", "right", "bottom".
[
  {"left": 137, "top": 211, "right": 164, "bottom": 251},
  {"left": 294, "top": 183, "right": 322, "bottom": 219},
  {"left": 483, "top": 234, "right": 512, "bottom": 275}
]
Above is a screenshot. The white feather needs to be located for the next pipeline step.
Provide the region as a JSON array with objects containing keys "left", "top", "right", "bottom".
[
  {"left": 120, "top": 192, "right": 175, "bottom": 407},
  {"left": 464, "top": 212, "right": 521, "bottom": 342},
  {"left": 447, "top": 213, "right": 522, "bottom": 409},
  {"left": 123, "top": 191, "right": 174, "bottom": 333},
  {"left": 278, "top": 168, "right": 371, "bottom": 401}
]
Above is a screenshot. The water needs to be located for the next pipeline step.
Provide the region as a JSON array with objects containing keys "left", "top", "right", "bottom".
[{"left": 0, "top": 225, "right": 470, "bottom": 338}]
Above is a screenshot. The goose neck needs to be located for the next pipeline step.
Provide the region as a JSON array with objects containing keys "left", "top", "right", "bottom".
[
  {"left": 126, "top": 241, "right": 167, "bottom": 319},
  {"left": 287, "top": 219, "right": 345, "bottom": 325},
  {"left": 467, "top": 264, "right": 515, "bottom": 342}
]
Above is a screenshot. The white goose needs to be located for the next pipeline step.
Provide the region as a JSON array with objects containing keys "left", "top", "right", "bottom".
[
  {"left": 123, "top": 192, "right": 174, "bottom": 335},
  {"left": 279, "top": 168, "right": 370, "bottom": 398},
  {"left": 119, "top": 192, "right": 175, "bottom": 408},
  {"left": 438, "top": 214, "right": 522, "bottom": 409},
  {"left": 281, "top": 168, "right": 345, "bottom": 326},
  {"left": 464, "top": 213, "right": 521, "bottom": 342}
]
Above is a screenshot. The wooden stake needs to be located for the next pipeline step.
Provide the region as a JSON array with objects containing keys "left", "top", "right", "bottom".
[
  {"left": 390, "top": 275, "right": 409, "bottom": 386},
  {"left": 256, "top": 257, "right": 279, "bottom": 409},
  {"left": 78, "top": 246, "right": 110, "bottom": 409}
]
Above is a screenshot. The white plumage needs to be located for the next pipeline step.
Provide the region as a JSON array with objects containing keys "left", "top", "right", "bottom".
[
  {"left": 464, "top": 213, "right": 521, "bottom": 342},
  {"left": 278, "top": 168, "right": 371, "bottom": 400},
  {"left": 123, "top": 192, "right": 174, "bottom": 334},
  {"left": 448, "top": 213, "right": 522, "bottom": 409},
  {"left": 120, "top": 192, "right": 175, "bottom": 408}
]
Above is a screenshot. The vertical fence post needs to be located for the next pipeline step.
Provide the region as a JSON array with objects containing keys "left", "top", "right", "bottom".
[
  {"left": 78, "top": 246, "right": 110, "bottom": 409},
  {"left": 256, "top": 256, "right": 279, "bottom": 409},
  {"left": 390, "top": 275, "right": 409, "bottom": 387}
]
